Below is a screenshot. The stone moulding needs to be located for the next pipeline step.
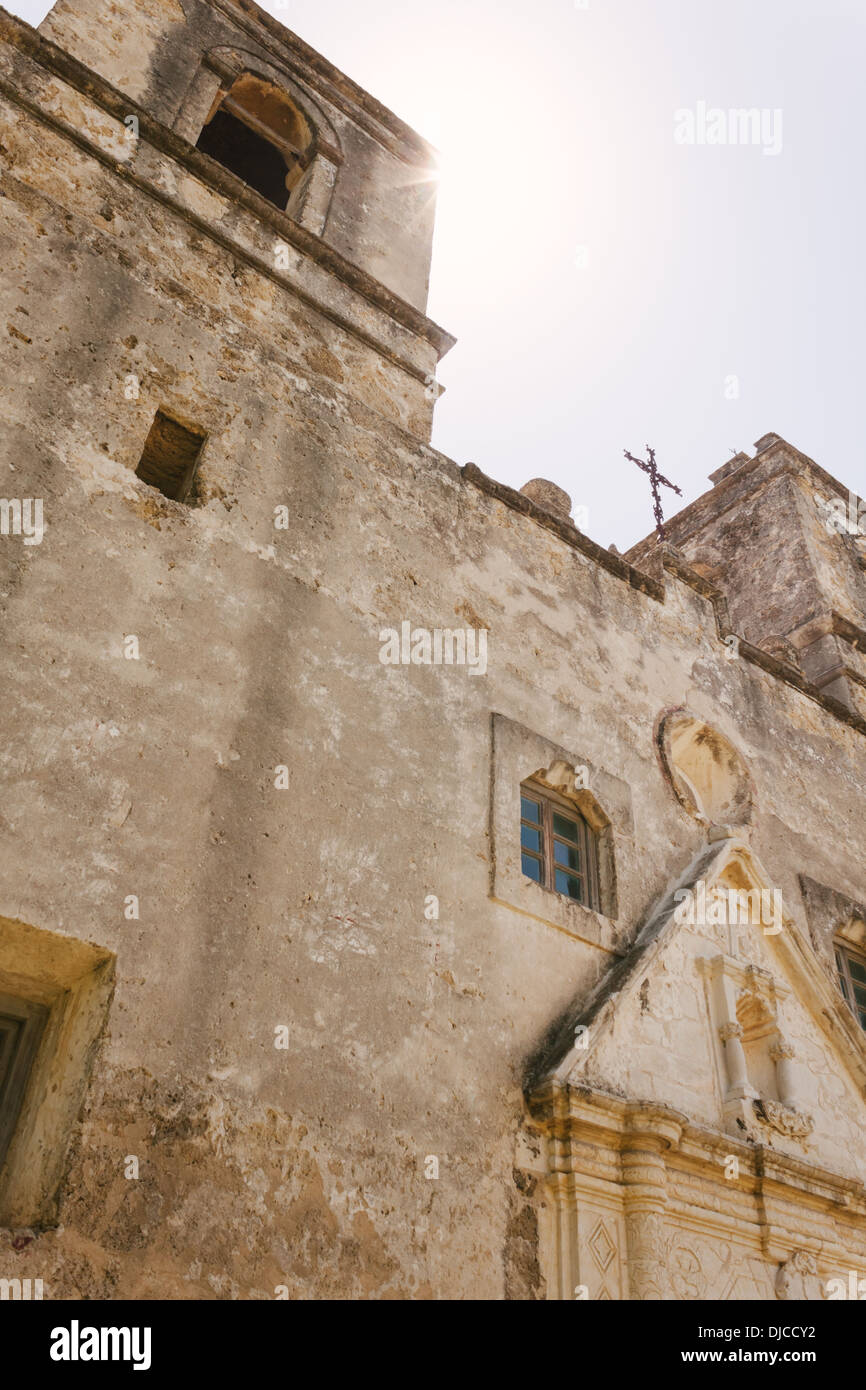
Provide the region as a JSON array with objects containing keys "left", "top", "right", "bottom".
[
  {"left": 525, "top": 1080, "right": 866, "bottom": 1299},
  {"left": 754, "top": 1099, "right": 814, "bottom": 1139}
]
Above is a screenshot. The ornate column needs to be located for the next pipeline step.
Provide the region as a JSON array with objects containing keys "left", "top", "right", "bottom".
[
  {"left": 541, "top": 1083, "right": 579, "bottom": 1301},
  {"left": 770, "top": 1039, "right": 797, "bottom": 1108},
  {"left": 719, "top": 1020, "right": 752, "bottom": 1097},
  {"left": 621, "top": 1106, "right": 683, "bottom": 1300}
]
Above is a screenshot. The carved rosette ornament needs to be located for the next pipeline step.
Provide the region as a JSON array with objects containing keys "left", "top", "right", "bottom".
[{"left": 753, "top": 1098, "right": 814, "bottom": 1139}]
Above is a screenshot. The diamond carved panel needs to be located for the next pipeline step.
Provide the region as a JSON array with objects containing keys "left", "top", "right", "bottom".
[{"left": 588, "top": 1218, "right": 616, "bottom": 1274}]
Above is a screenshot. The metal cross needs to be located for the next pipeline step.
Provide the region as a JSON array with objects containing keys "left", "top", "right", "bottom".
[{"left": 624, "top": 445, "right": 683, "bottom": 541}]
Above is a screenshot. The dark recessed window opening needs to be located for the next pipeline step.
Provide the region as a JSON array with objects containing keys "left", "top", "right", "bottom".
[
  {"left": 835, "top": 941, "right": 866, "bottom": 1030},
  {"left": 135, "top": 410, "right": 206, "bottom": 503},
  {"left": 0, "top": 992, "right": 48, "bottom": 1170},
  {"left": 196, "top": 107, "right": 292, "bottom": 209},
  {"left": 520, "top": 782, "right": 600, "bottom": 910}
]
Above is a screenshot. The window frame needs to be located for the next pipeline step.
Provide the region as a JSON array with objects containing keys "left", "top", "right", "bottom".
[
  {"left": 194, "top": 72, "right": 318, "bottom": 216},
  {"left": 0, "top": 992, "right": 48, "bottom": 1171},
  {"left": 196, "top": 105, "right": 299, "bottom": 210},
  {"left": 520, "top": 781, "right": 601, "bottom": 911},
  {"left": 835, "top": 941, "right": 866, "bottom": 1031}
]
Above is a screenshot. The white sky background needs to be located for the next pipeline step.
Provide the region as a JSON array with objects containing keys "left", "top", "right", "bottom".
[{"left": 10, "top": 0, "right": 866, "bottom": 548}]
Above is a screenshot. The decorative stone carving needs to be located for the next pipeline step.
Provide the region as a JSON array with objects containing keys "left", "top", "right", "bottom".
[
  {"left": 657, "top": 710, "right": 755, "bottom": 827},
  {"left": 719, "top": 1021, "right": 742, "bottom": 1041},
  {"left": 701, "top": 955, "right": 797, "bottom": 1132},
  {"left": 625, "top": 1207, "right": 668, "bottom": 1301},
  {"left": 588, "top": 1218, "right": 616, "bottom": 1275},
  {"left": 576, "top": 1204, "right": 626, "bottom": 1301},
  {"left": 754, "top": 1099, "right": 814, "bottom": 1139},
  {"left": 620, "top": 1108, "right": 684, "bottom": 1300},
  {"left": 775, "top": 1250, "right": 821, "bottom": 1300},
  {"left": 526, "top": 1082, "right": 864, "bottom": 1302}
]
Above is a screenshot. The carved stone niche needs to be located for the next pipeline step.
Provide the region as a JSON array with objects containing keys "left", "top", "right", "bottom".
[
  {"left": 657, "top": 710, "right": 755, "bottom": 829},
  {"left": 700, "top": 956, "right": 813, "bottom": 1139}
]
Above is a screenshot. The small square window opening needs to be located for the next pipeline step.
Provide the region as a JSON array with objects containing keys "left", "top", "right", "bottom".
[{"left": 135, "top": 410, "right": 206, "bottom": 503}]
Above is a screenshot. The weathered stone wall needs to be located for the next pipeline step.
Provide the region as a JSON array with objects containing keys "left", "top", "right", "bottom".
[
  {"left": 628, "top": 435, "right": 866, "bottom": 718},
  {"left": 0, "top": 3, "right": 865, "bottom": 1300},
  {"left": 39, "top": 0, "right": 439, "bottom": 310}
]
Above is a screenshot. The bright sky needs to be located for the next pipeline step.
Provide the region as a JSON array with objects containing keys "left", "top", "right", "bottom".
[{"left": 10, "top": 0, "right": 866, "bottom": 547}]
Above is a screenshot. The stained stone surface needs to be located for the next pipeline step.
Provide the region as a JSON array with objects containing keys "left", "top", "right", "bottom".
[{"left": 0, "top": 1, "right": 863, "bottom": 1302}]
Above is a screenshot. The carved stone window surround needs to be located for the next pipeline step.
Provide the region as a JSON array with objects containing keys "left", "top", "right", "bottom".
[{"left": 490, "top": 714, "right": 632, "bottom": 950}]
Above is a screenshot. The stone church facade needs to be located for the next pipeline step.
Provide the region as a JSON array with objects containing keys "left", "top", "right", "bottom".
[{"left": 0, "top": 0, "right": 865, "bottom": 1300}]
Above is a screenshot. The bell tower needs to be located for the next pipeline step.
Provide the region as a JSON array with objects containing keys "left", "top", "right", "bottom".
[{"left": 39, "top": 0, "right": 446, "bottom": 318}]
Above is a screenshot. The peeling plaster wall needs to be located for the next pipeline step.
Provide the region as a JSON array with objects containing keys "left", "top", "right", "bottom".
[{"left": 0, "top": 8, "right": 865, "bottom": 1300}]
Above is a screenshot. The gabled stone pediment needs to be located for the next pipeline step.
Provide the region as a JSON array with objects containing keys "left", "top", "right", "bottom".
[{"left": 526, "top": 833, "right": 866, "bottom": 1174}]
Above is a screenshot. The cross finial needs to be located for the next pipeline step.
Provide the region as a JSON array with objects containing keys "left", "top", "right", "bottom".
[{"left": 624, "top": 445, "right": 683, "bottom": 541}]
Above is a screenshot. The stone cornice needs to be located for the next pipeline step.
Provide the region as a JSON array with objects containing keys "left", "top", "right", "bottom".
[{"left": 527, "top": 1080, "right": 866, "bottom": 1220}]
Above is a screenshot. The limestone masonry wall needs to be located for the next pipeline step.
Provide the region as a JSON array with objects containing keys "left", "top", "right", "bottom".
[{"left": 0, "top": 2, "right": 864, "bottom": 1300}]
